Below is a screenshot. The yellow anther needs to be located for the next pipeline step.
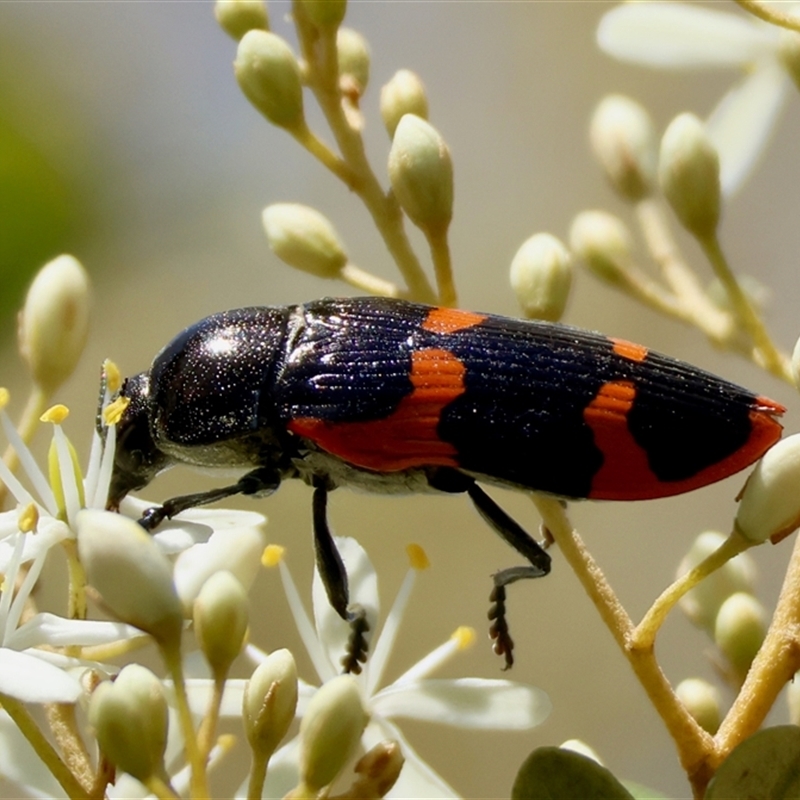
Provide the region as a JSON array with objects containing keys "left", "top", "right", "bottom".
[
  {"left": 41, "top": 404, "right": 69, "bottom": 424},
  {"left": 0, "top": 387, "right": 9, "bottom": 410},
  {"left": 103, "top": 396, "right": 130, "bottom": 426},
  {"left": 262, "top": 544, "right": 286, "bottom": 568},
  {"left": 451, "top": 626, "right": 476, "bottom": 650},
  {"left": 18, "top": 503, "right": 39, "bottom": 533},
  {"left": 104, "top": 359, "right": 122, "bottom": 393},
  {"left": 405, "top": 543, "right": 430, "bottom": 571}
]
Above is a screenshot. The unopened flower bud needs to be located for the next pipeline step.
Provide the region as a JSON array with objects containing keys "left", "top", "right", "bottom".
[
  {"left": 337, "top": 27, "right": 370, "bottom": 96},
  {"left": 388, "top": 115, "right": 453, "bottom": 237},
  {"left": 676, "top": 678, "right": 721, "bottom": 734},
  {"left": 244, "top": 649, "right": 298, "bottom": 760},
  {"left": 18, "top": 255, "right": 90, "bottom": 394},
  {"left": 88, "top": 665, "right": 168, "bottom": 782},
  {"left": 350, "top": 741, "right": 404, "bottom": 798},
  {"left": 791, "top": 334, "right": 800, "bottom": 391},
  {"left": 380, "top": 70, "right": 428, "bottom": 138},
  {"left": 677, "top": 531, "right": 756, "bottom": 633},
  {"left": 788, "top": 671, "right": 800, "bottom": 725},
  {"left": 77, "top": 510, "right": 183, "bottom": 646},
  {"left": 659, "top": 113, "right": 720, "bottom": 240},
  {"left": 299, "top": 0, "right": 347, "bottom": 31},
  {"left": 509, "top": 233, "right": 573, "bottom": 321},
  {"left": 235, "top": 30, "right": 304, "bottom": 131},
  {"left": 299, "top": 675, "right": 368, "bottom": 792},
  {"left": 194, "top": 571, "right": 249, "bottom": 678},
  {"left": 262, "top": 203, "right": 347, "bottom": 278},
  {"left": 779, "top": 29, "right": 800, "bottom": 92},
  {"left": 590, "top": 94, "right": 656, "bottom": 202},
  {"left": 215, "top": 0, "right": 269, "bottom": 40},
  {"left": 735, "top": 434, "right": 800, "bottom": 544},
  {"left": 714, "top": 592, "right": 766, "bottom": 679},
  {"left": 569, "top": 210, "right": 633, "bottom": 286},
  {"left": 559, "top": 740, "right": 603, "bottom": 764}
]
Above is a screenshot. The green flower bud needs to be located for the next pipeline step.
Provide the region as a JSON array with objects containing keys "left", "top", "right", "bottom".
[
  {"left": 262, "top": 203, "right": 348, "bottom": 278},
  {"left": 299, "top": 0, "right": 347, "bottom": 31},
  {"left": 77, "top": 510, "right": 183, "bottom": 646},
  {"left": 590, "top": 94, "right": 656, "bottom": 202},
  {"left": 735, "top": 434, "right": 800, "bottom": 544},
  {"left": 235, "top": 30, "right": 304, "bottom": 131},
  {"left": 779, "top": 29, "right": 800, "bottom": 92},
  {"left": 243, "top": 649, "right": 298, "bottom": 761},
  {"left": 194, "top": 571, "right": 249, "bottom": 678},
  {"left": 18, "top": 254, "right": 90, "bottom": 394},
  {"left": 337, "top": 27, "right": 370, "bottom": 97},
  {"left": 676, "top": 678, "right": 721, "bottom": 734},
  {"left": 388, "top": 114, "right": 453, "bottom": 236},
  {"left": 380, "top": 70, "right": 428, "bottom": 138},
  {"left": 569, "top": 210, "right": 633, "bottom": 286},
  {"left": 714, "top": 592, "right": 766, "bottom": 680},
  {"left": 89, "top": 665, "right": 168, "bottom": 782},
  {"left": 509, "top": 233, "right": 573, "bottom": 322},
  {"left": 299, "top": 675, "right": 368, "bottom": 792},
  {"left": 214, "top": 0, "right": 269, "bottom": 40},
  {"left": 659, "top": 113, "right": 720, "bottom": 240},
  {"left": 677, "top": 530, "right": 756, "bottom": 633}
]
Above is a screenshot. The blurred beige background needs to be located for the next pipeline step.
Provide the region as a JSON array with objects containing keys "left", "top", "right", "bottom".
[{"left": 1, "top": 1, "right": 798, "bottom": 798}]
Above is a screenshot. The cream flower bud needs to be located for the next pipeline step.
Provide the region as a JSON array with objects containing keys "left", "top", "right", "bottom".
[
  {"left": 676, "top": 678, "right": 721, "bottom": 735},
  {"left": 792, "top": 334, "right": 800, "bottom": 391},
  {"left": 350, "top": 741, "right": 404, "bottom": 798},
  {"left": 18, "top": 255, "right": 90, "bottom": 394},
  {"left": 380, "top": 70, "right": 428, "bottom": 138},
  {"left": 590, "top": 94, "right": 656, "bottom": 202},
  {"left": 714, "top": 592, "right": 766, "bottom": 679},
  {"left": 509, "top": 233, "right": 573, "bottom": 322},
  {"left": 88, "top": 665, "right": 168, "bottom": 782},
  {"left": 659, "top": 113, "right": 720, "bottom": 240},
  {"left": 569, "top": 210, "right": 633, "bottom": 286},
  {"left": 299, "top": 0, "right": 347, "bottom": 31},
  {"left": 194, "top": 571, "right": 249, "bottom": 677},
  {"left": 677, "top": 530, "right": 756, "bottom": 633},
  {"left": 735, "top": 434, "right": 800, "bottom": 544},
  {"left": 388, "top": 114, "right": 453, "bottom": 236},
  {"left": 243, "top": 648, "right": 298, "bottom": 760},
  {"left": 235, "top": 30, "right": 304, "bottom": 131},
  {"left": 215, "top": 0, "right": 269, "bottom": 40},
  {"left": 779, "top": 29, "right": 800, "bottom": 92},
  {"left": 337, "top": 28, "right": 370, "bottom": 96},
  {"left": 262, "top": 203, "right": 347, "bottom": 278},
  {"left": 77, "top": 510, "right": 183, "bottom": 646},
  {"left": 299, "top": 675, "right": 368, "bottom": 792}
]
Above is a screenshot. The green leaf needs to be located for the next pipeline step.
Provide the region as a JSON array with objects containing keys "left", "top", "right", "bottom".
[
  {"left": 512, "top": 747, "right": 635, "bottom": 800},
  {"left": 706, "top": 725, "right": 800, "bottom": 799}
]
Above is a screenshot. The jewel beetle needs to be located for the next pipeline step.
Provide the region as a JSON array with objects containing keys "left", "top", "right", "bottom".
[{"left": 105, "top": 296, "right": 785, "bottom": 670}]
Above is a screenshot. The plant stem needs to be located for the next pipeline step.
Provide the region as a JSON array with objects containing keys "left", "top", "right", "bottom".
[{"left": 734, "top": 0, "right": 800, "bottom": 33}]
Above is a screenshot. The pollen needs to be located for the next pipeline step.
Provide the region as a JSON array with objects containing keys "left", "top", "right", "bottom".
[
  {"left": 406, "top": 543, "right": 430, "bottom": 570},
  {"left": 41, "top": 404, "right": 69, "bottom": 424},
  {"left": 262, "top": 544, "right": 286, "bottom": 568},
  {"left": 104, "top": 359, "right": 122, "bottom": 393},
  {"left": 18, "top": 503, "right": 38, "bottom": 533}
]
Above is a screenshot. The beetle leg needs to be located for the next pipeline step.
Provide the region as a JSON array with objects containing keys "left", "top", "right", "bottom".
[
  {"left": 138, "top": 467, "right": 281, "bottom": 531},
  {"left": 312, "top": 482, "right": 370, "bottom": 675}
]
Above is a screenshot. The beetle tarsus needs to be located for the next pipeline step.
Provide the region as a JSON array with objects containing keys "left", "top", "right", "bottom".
[
  {"left": 137, "top": 467, "right": 281, "bottom": 531},
  {"left": 488, "top": 583, "right": 514, "bottom": 670},
  {"left": 312, "top": 481, "right": 371, "bottom": 673}
]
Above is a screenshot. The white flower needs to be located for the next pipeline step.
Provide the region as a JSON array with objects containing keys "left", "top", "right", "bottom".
[
  {"left": 597, "top": 2, "right": 795, "bottom": 195},
  {"left": 247, "top": 537, "right": 552, "bottom": 798}
]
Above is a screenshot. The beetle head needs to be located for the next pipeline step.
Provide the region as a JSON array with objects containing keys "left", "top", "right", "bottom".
[{"left": 107, "top": 372, "right": 171, "bottom": 509}]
